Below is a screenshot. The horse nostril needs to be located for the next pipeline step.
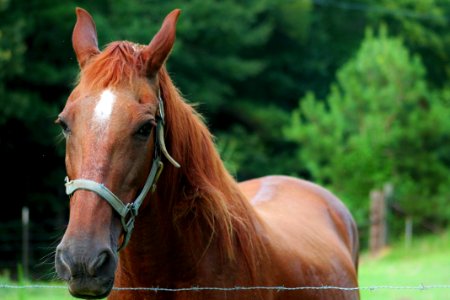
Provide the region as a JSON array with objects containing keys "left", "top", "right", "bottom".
[
  {"left": 88, "top": 250, "right": 115, "bottom": 277},
  {"left": 55, "top": 247, "right": 72, "bottom": 280}
]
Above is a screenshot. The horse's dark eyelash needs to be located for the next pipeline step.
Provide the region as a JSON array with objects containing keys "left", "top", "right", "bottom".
[
  {"left": 135, "top": 121, "right": 155, "bottom": 138},
  {"left": 56, "top": 118, "right": 70, "bottom": 134}
]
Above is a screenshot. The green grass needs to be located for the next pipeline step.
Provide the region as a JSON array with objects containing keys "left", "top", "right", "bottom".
[
  {"left": 1, "top": 231, "right": 449, "bottom": 299},
  {"left": 0, "top": 279, "right": 72, "bottom": 300},
  {"left": 359, "top": 230, "right": 450, "bottom": 300}
]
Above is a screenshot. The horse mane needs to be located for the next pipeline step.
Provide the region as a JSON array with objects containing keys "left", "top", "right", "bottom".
[
  {"left": 77, "top": 40, "right": 267, "bottom": 280},
  {"left": 157, "top": 67, "right": 268, "bottom": 279}
]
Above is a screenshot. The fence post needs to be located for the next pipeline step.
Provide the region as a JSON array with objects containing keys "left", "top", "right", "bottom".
[
  {"left": 405, "top": 216, "right": 413, "bottom": 248},
  {"left": 22, "top": 206, "right": 29, "bottom": 280},
  {"left": 369, "top": 189, "right": 386, "bottom": 256},
  {"left": 383, "top": 183, "right": 393, "bottom": 245}
]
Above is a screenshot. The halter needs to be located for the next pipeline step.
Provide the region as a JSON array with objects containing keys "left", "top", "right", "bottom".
[{"left": 64, "top": 92, "right": 180, "bottom": 251}]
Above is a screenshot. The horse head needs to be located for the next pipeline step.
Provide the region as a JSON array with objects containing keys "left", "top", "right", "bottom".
[{"left": 55, "top": 7, "right": 180, "bottom": 299}]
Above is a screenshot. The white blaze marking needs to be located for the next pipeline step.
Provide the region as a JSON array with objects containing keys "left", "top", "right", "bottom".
[{"left": 94, "top": 89, "right": 116, "bottom": 126}]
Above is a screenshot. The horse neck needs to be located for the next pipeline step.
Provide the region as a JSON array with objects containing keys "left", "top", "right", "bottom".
[{"left": 117, "top": 69, "right": 267, "bottom": 285}]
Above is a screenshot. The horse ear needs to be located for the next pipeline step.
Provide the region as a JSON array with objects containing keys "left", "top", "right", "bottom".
[
  {"left": 72, "top": 7, "right": 100, "bottom": 68},
  {"left": 141, "top": 9, "right": 181, "bottom": 77}
]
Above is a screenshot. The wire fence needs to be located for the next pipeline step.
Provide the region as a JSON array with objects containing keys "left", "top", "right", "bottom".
[{"left": 1, "top": 284, "right": 450, "bottom": 292}]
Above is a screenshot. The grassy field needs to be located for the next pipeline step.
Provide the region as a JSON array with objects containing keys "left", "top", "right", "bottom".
[
  {"left": 359, "top": 230, "right": 450, "bottom": 300},
  {"left": 0, "top": 280, "right": 72, "bottom": 300},
  {"left": 1, "top": 231, "right": 449, "bottom": 300}
]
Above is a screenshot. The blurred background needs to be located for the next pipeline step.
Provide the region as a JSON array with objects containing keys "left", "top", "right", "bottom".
[{"left": 0, "top": 0, "right": 449, "bottom": 297}]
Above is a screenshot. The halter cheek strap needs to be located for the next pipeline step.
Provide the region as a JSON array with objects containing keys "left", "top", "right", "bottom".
[{"left": 64, "top": 93, "right": 179, "bottom": 251}]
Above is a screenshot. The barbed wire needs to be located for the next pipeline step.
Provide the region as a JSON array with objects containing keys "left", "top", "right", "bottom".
[{"left": 1, "top": 284, "right": 450, "bottom": 292}]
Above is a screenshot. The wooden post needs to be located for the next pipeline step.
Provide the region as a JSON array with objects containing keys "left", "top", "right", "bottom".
[
  {"left": 369, "top": 189, "right": 386, "bottom": 256},
  {"left": 383, "top": 183, "right": 393, "bottom": 245},
  {"left": 405, "top": 216, "right": 413, "bottom": 248},
  {"left": 22, "top": 207, "right": 29, "bottom": 280}
]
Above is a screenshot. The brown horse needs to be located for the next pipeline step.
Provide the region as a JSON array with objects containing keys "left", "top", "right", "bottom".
[{"left": 55, "top": 7, "right": 359, "bottom": 300}]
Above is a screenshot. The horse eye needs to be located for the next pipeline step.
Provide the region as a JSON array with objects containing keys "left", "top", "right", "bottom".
[
  {"left": 56, "top": 118, "right": 70, "bottom": 135},
  {"left": 135, "top": 122, "right": 154, "bottom": 138}
]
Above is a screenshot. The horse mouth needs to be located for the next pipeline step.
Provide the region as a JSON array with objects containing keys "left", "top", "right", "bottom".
[{"left": 68, "top": 276, "right": 114, "bottom": 299}]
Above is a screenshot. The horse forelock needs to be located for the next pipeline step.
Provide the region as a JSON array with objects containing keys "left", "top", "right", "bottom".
[{"left": 79, "top": 41, "right": 145, "bottom": 90}]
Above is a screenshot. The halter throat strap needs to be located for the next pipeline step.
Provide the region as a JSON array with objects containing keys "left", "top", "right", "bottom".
[{"left": 64, "top": 92, "right": 179, "bottom": 251}]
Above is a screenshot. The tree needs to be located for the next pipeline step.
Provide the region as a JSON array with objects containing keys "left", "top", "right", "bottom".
[
  {"left": 366, "top": 0, "right": 450, "bottom": 87},
  {"left": 0, "top": 0, "right": 26, "bottom": 124},
  {"left": 212, "top": 0, "right": 369, "bottom": 179},
  {"left": 284, "top": 27, "right": 450, "bottom": 237}
]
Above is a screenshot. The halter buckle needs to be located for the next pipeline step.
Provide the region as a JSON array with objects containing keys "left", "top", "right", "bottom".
[{"left": 121, "top": 202, "right": 137, "bottom": 232}]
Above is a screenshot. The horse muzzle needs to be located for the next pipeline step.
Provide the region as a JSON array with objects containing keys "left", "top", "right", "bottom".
[{"left": 55, "top": 242, "right": 117, "bottom": 299}]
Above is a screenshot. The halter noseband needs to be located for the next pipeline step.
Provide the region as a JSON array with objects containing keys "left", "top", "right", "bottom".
[{"left": 64, "top": 92, "right": 180, "bottom": 251}]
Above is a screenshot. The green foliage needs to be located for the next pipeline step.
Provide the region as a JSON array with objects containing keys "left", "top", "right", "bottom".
[
  {"left": 0, "top": 0, "right": 25, "bottom": 124},
  {"left": 285, "top": 27, "right": 450, "bottom": 233},
  {"left": 0, "top": 0, "right": 24, "bottom": 74},
  {"left": 367, "top": 0, "right": 450, "bottom": 86}
]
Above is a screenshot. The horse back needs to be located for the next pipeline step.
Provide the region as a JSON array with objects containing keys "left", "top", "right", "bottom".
[{"left": 239, "top": 175, "right": 359, "bottom": 300}]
